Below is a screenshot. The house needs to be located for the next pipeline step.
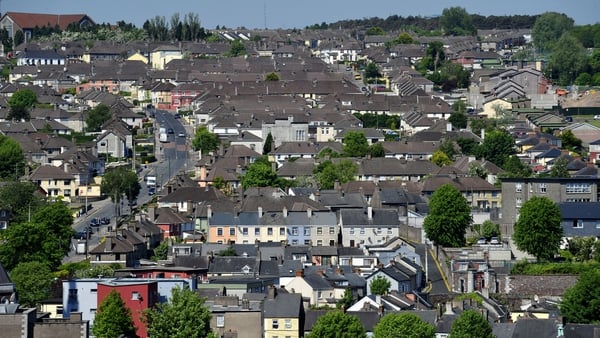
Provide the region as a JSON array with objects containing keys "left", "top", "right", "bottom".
[
  {"left": 88, "top": 233, "right": 145, "bottom": 267},
  {"left": 0, "top": 12, "right": 94, "bottom": 42},
  {"left": 421, "top": 175, "right": 502, "bottom": 209},
  {"left": 97, "top": 280, "right": 158, "bottom": 338},
  {"left": 153, "top": 207, "right": 191, "bottom": 240},
  {"left": 208, "top": 295, "right": 263, "bottom": 338},
  {"left": 96, "top": 118, "right": 133, "bottom": 160},
  {"left": 150, "top": 45, "right": 183, "bottom": 70},
  {"left": 365, "top": 259, "right": 421, "bottom": 295},
  {"left": 16, "top": 49, "right": 66, "bottom": 66},
  {"left": 501, "top": 177, "right": 600, "bottom": 230},
  {"left": 285, "top": 269, "right": 335, "bottom": 307},
  {"left": 263, "top": 288, "right": 305, "bottom": 338},
  {"left": 340, "top": 207, "right": 401, "bottom": 248},
  {"left": 559, "top": 202, "right": 600, "bottom": 238},
  {"left": 29, "top": 164, "right": 78, "bottom": 203},
  {"left": 0, "top": 305, "right": 89, "bottom": 338}
]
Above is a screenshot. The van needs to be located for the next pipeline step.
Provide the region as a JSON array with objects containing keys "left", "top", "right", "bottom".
[
  {"left": 146, "top": 176, "right": 156, "bottom": 187},
  {"left": 354, "top": 74, "right": 362, "bottom": 80}
]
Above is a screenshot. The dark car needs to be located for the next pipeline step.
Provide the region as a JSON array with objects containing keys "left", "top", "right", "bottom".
[
  {"left": 167, "top": 128, "right": 174, "bottom": 134},
  {"left": 90, "top": 218, "right": 99, "bottom": 227},
  {"left": 76, "top": 231, "right": 88, "bottom": 240},
  {"left": 100, "top": 217, "right": 110, "bottom": 225}
]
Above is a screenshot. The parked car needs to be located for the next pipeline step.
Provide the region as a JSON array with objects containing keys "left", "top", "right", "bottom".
[
  {"left": 75, "top": 231, "right": 88, "bottom": 240},
  {"left": 594, "top": 115, "right": 600, "bottom": 120},
  {"left": 178, "top": 131, "right": 185, "bottom": 137},
  {"left": 167, "top": 128, "right": 174, "bottom": 134},
  {"left": 476, "top": 237, "right": 487, "bottom": 245},
  {"left": 90, "top": 218, "right": 99, "bottom": 227},
  {"left": 100, "top": 217, "right": 110, "bottom": 225},
  {"left": 490, "top": 237, "right": 501, "bottom": 245}
]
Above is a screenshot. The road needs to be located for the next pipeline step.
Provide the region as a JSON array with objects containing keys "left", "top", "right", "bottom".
[{"left": 65, "top": 109, "right": 191, "bottom": 261}]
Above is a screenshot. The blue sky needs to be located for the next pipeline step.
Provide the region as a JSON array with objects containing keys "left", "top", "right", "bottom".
[{"left": 2, "top": 0, "right": 598, "bottom": 29}]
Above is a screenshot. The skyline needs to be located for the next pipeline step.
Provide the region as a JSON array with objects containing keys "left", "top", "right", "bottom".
[{"left": 2, "top": 0, "right": 598, "bottom": 30}]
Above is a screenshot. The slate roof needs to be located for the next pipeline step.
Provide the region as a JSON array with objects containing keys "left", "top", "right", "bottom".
[
  {"left": 340, "top": 208, "right": 400, "bottom": 227},
  {"left": 263, "top": 292, "right": 303, "bottom": 318},
  {"left": 208, "top": 256, "right": 258, "bottom": 274},
  {"left": 421, "top": 175, "right": 500, "bottom": 194},
  {"left": 29, "top": 164, "right": 74, "bottom": 180},
  {"left": 559, "top": 202, "right": 600, "bottom": 219},
  {"left": 4, "top": 12, "right": 93, "bottom": 30}
]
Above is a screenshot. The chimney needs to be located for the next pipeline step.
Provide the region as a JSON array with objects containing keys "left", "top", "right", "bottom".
[
  {"left": 207, "top": 205, "right": 212, "bottom": 219},
  {"left": 444, "top": 302, "right": 455, "bottom": 315},
  {"left": 446, "top": 123, "right": 452, "bottom": 132},
  {"left": 316, "top": 269, "right": 324, "bottom": 276},
  {"left": 481, "top": 129, "right": 485, "bottom": 140},
  {"left": 295, "top": 269, "right": 304, "bottom": 277},
  {"left": 64, "top": 163, "right": 70, "bottom": 173},
  {"left": 147, "top": 206, "right": 156, "bottom": 222},
  {"left": 367, "top": 206, "right": 373, "bottom": 220},
  {"left": 219, "top": 143, "right": 224, "bottom": 157},
  {"left": 267, "top": 285, "right": 276, "bottom": 299},
  {"left": 307, "top": 208, "right": 312, "bottom": 218},
  {"left": 283, "top": 207, "right": 288, "bottom": 218},
  {"left": 258, "top": 206, "right": 263, "bottom": 218}
]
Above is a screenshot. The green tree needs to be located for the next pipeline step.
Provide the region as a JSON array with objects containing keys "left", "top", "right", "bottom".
[
  {"left": 0, "top": 202, "right": 74, "bottom": 270},
  {"left": 548, "top": 157, "right": 570, "bottom": 178},
  {"left": 0, "top": 135, "right": 25, "bottom": 180},
  {"left": 374, "top": 313, "right": 436, "bottom": 338},
  {"left": 560, "top": 130, "right": 583, "bottom": 153},
  {"left": 477, "top": 129, "right": 515, "bottom": 167},
  {"left": 265, "top": 72, "right": 279, "bottom": 81},
  {"left": 143, "top": 286, "right": 216, "bottom": 338},
  {"left": 13, "top": 30, "right": 24, "bottom": 46},
  {"left": 227, "top": 39, "right": 246, "bottom": 57},
  {"left": 74, "top": 264, "right": 116, "bottom": 278},
  {"left": 192, "top": 126, "right": 220, "bottom": 154},
  {"left": 240, "top": 156, "right": 279, "bottom": 189},
  {"left": 101, "top": 167, "right": 141, "bottom": 218},
  {"left": 532, "top": 12, "right": 574, "bottom": 52},
  {"left": 306, "top": 310, "right": 366, "bottom": 338},
  {"left": 369, "top": 276, "right": 391, "bottom": 295},
  {"left": 437, "top": 140, "right": 457, "bottom": 159},
  {"left": 547, "top": 33, "right": 588, "bottom": 85},
  {"left": 338, "top": 288, "right": 354, "bottom": 310},
  {"left": 10, "top": 261, "right": 54, "bottom": 307},
  {"left": 449, "top": 309, "right": 493, "bottom": 338},
  {"left": 561, "top": 269, "right": 600, "bottom": 324},
  {"left": 7, "top": 88, "right": 37, "bottom": 121},
  {"left": 431, "top": 150, "right": 452, "bottom": 166},
  {"left": 440, "top": 7, "right": 476, "bottom": 36},
  {"left": 456, "top": 137, "right": 479, "bottom": 156},
  {"left": 0, "top": 181, "right": 41, "bottom": 223},
  {"left": 449, "top": 111, "right": 468, "bottom": 129},
  {"left": 263, "top": 132, "right": 274, "bottom": 155},
  {"left": 151, "top": 240, "right": 169, "bottom": 261},
  {"left": 567, "top": 237, "right": 597, "bottom": 262},
  {"left": 313, "top": 159, "right": 357, "bottom": 189},
  {"left": 501, "top": 155, "right": 533, "bottom": 178},
  {"left": 480, "top": 220, "right": 500, "bottom": 239},
  {"left": 343, "top": 131, "right": 369, "bottom": 157},
  {"left": 367, "top": 143, "right": 385, "bottom": 157},
  {"left": 364, "top": 62, "right": 380, "bottom": 79},
  {"left": 93, "top": 290, "right": 137, "bottom": 338},
  {"left": 467, "top": 162, "right": 487, "bottom": 179},
  {"left": 514, "top": 196, "right": 563, "bottom": 261},
  {"left": 424, "top": 184, "right": 472, "bottom": 247},
  {"left": 85, "top": 104, "right": 112, "bottom": 132},
  {"left": 365, "top": 26, "right": 385, "bottom": 36}
]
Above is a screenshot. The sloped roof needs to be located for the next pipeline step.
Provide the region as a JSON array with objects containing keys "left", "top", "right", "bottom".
[{"left": 3, "top": 12, "right": 93, "bottom": 30}]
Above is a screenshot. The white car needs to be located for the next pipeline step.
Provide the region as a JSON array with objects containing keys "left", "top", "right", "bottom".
[
  {"left": 178, "top": 132, "right": 185, "bottom": 137},
  {"left": 594, "top": 115, "right": 600, "bottom": 120}
]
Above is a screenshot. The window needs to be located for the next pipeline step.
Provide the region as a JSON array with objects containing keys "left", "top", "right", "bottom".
[
  {"left": 360, "top": 228, "right": 365, "bottom": 235},
  {"left": 217, "top": 228, "right": 223, "bottom": 236},
  {"left": 539, "top": 183, "right": 547, "bottom": 193},
  {"left": 317, "top": 227, "right": 322, "bottom": 235},
  {"left": 516, "top": 197, "right": 522, "bottom": 208},
  {"left": 255, "top": 227, "right": 260, "bottom": 235},
  {"left": 272, "top": 319, "right": 279, "bottom": 329},
  {"left": 285, "top": 319, "right": 292, "bottom": 329},
  {"left": 317, "top": 240, "right": 323, "bottom": 246},
  {"left": 291, "top": 239, "right": 298, "bottom": 245},
  {"left": 91, "top": 289, "right": 97, "bottom": 293},
  {"left": 280, "top": 227, "right": 285, "bottom": 236},
  {"left": 229, "top": 227, "right": 235, "bottom": 236},
  {"left": 377, "top": 228, "right": 382, "bottom": 234},
  {"left": 242, "top": 227, "right": 248, "bottom": 235},
  {"left": 304, "top": 239, "right": 310, "bottom": 245},
  {"left": 304, "top": 228, "right": 310, "bottom": 236},
  {"left": 268, "top": 227, "right": 273, "bottom": 235},
  {"left": 131, "top": 292, "right": 140, "bottom": 300},
  {"left": 295, "top": 130, "right": 305, "bottom": 141},
  {"left": 566, "top": 183, "right": 591, "bottom": 194},
  {"left": 387, "top": 228, "right": 393, "bottom": 234},
  {"left": 216, "top": 315, "right": 225, "bottom": 327},
  {"left": 329, "top": 226, "right": 335, "bottom": 235},
  {"left": 64, "top": 189, "right": 71, "bottom": 196},
  {"left": 349, "top": 228, "right": 354, "bottom": 235},
  {"left": 573, "top": 219, "right": 584, "bottom": 228},
  {"left": 291, "top": 227, "right": 298, "bottom": 235},
  {"left": 515, "top": 183, "right": 522, "bottom": 193}
]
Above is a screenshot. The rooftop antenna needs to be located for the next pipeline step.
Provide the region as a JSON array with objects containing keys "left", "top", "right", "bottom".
[{"left": 264, "top": 2, "right": 267, "bottom": 29}]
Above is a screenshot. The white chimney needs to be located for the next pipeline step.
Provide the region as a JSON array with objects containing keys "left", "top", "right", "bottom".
[
  {"left": 446, "top": 123, "right": 452, "bottom": 132},
  {"left": 207, "top": 205, "right": 212, "bottom": 219},
  {"left": 283, "top": 207, "right": 288, "bottom": 218},
  {"left": 444, "top": 302, "right": 455, "bottom": 315},
  {"left": 258, "top": 206, "right": 263, "bottom": 218},
  {"left": 367, "top": 206, "right": 373, "bottom": 220},
  {"left": 307, "top": 208, "right": 312, "bottom": 218}
]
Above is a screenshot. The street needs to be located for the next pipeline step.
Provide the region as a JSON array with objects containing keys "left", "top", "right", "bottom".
[{"left": 65, "top": 109, "right": 191, "bottom": 262}]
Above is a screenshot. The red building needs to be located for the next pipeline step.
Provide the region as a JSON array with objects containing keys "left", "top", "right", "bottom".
[{"left": 97, "top": 281, "right": 158, "bottom": 338}]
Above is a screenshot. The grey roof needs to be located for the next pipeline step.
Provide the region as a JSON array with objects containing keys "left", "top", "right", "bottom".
[
  {"left": 279, "top": 260, "right": 304, "bottom": 277},
  {"left": 303, "top": 273, "right": 334, "bottom": 290},
  {"left": 559, "top": 202, "right": 600, "bottom": 219},
  {"left": 341, "top": 208, "right": 400, "bottom": 227},
  {"left": 263, "top": 292, "right": 303, "bottom": 318},
  {"left": 208, "top": 256, "right": 258, "bottom": 274},
  {"left": 512, "top": 318, "right": 558, "bottom": 338}
]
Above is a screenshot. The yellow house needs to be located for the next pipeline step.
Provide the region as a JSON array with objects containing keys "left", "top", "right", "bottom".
[
  {"left": 150, "top": 45, "right": 183, "bottom": 70},
  {"left": 127, "top": 52, "right": 149, "bottom": 64},
  {"left": 481, "top": 98, "right": 512, "bottom": 119},
  {"left": 263, "top": 289, "right": 304, "bottom": 338},
  {"left": 29, "top": 164, "right": 79, "bottom": 203}
]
